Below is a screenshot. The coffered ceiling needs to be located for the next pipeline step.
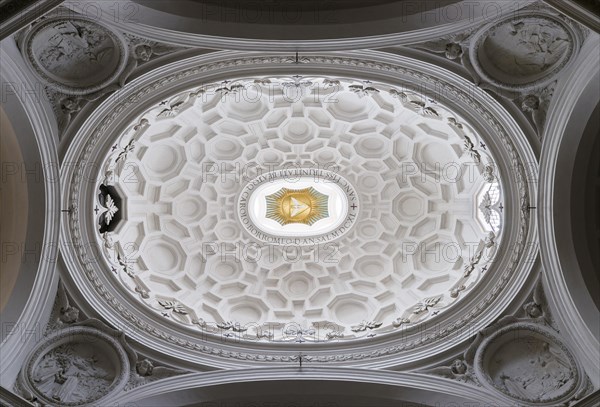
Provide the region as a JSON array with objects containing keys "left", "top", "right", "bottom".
[
  {"left": 1, "top": 1, "right": 598, "bottom": 406},
  {"left": 90, "top": 76, "right": 503, "bottom": 342}
]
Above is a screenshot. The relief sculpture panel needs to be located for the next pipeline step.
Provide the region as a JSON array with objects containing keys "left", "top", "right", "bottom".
[
  {"left": 18, "top": 322, "right": 132, "bottom": 406},
  {"left": 473, "top": 321, "right": 586, "bottom": 405},
  {"left": 32, "top": 341, "right": 117, "bottom": 404},
  {"left": 21, "top": 16, "right": 128, "bottom": 95},
  {"left": 471, "top": 14, "right": 579, "bottom": 90},
  {"left": 482, "top": 326, "right": 577, "bottom": 402}
]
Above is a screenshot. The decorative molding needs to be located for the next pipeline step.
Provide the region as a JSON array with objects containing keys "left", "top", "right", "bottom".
[
  {"left": 15, "top": 316, "right": 188, "bottom": 406},
  {"left": 538, "top": 36, "right": 600, "bottom": 387},
  {"left": 0, "top": 385, "right": 36, "bottom": 407},
  {"left": 16, "top": 8, "right": 187, "bottom": 135},
  {"left": 420, "top": 276, "right": 593, "bottom": 405},
  {"left": 0, "top": 40, "right": 60, "bottom": 389},
  {"left": 16, "top": 320, "right": 134, "bottom": 406},
  {"left": 410, "top": 4, "right": 589, "bottom": 139},
  {"left": 59, "top": 50, "right": 538, "bottom": 368},
  {"left": 114, "top": 367, "right": 504, "bottom": 405},
  {"left": 571, "top": 388, "right": 600, "bottom": 407}
]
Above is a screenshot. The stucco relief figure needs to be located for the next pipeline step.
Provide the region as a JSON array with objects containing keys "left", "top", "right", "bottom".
[
  {"left": 136, "top": 359, "right": 154, "bottom": 376},
  {"left": 56, "top": 96, "right": 81, "bottom": 130},
  {"left": 481, "top": 18, "right": 570, "bottom": 83},
  {"left": 55, "top": 89, "right": 120, "bottom": 132},
  {"left": 59, "top": 306, "right": 79, "bottom": 324},
  {"left": 521, "top": 279, "right": 553, "bottom": 325},
  {"left": 35, "top": 21, "right": 115, "bottom": 82},
  {"left": 490, "top": 338, "right": 574, "bottom": 402},
  {"left": 509, "top": 21, "right": 569, "bottom": 73},
  {"left": 513, "top": 83, "right": 555, "bottom": 137},
  {"left": 55, "top": 281, "right": 80, "bottom": 326},
  {"left": 32, "top": 343, "right": 115, "bottom": 403}
]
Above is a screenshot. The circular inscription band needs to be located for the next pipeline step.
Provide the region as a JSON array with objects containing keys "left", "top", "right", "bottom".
[{"left": 238, "top": 169, "right": 359, "bottom": 245}]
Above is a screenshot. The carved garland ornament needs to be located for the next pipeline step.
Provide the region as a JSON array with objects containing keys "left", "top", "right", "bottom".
[{"left": 66, "top": 55, "right": 532, "bottom": 362}]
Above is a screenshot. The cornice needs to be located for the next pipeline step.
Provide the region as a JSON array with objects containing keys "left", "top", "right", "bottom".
[
  {"left": 539, "top": 37, "right": 600, "bottom": 386},
  {"left": 110, "top": 367, "right": 501, "bottom": 405},
  {"left": 544, "top": 0, "right": 600, "bottom": 33},
  {"left": 0, "top": 0, "right": 63, "bottom": 40},
  {"left": 62, "top": 1, "right": 536, "bottom": 51},
  {"left": 60, "top": 50, "right": 538, "bottom": 370},
  {"left": 573, "top": 389, "right": 600, "bottom": 407},
  {"left": 0, "top": 386, "right": 35, "bottom": 407}
]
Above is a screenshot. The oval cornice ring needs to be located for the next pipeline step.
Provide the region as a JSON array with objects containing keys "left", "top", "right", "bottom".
[{"left": 60, "top": 50, "right": 538, "bottom": 370}]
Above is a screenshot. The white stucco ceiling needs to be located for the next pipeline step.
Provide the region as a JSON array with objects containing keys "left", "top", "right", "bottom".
[
  {"left": 91, "top": 76, "right": 503, "bottom": 342},
  {"left": 58, "top": 51, "right": 536, "bottom": 368},
  {"left": 2, "top": 1, "right": 600, "bottom": 405}
]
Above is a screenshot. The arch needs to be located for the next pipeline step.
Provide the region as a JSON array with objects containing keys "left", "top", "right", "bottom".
[
  {"left": 114, "top": 367, "right": 499, "bottom": 406},
  {"left": 539, "top": 37, "right": 600, "bottom": 386},
  {"left": 0, "top": 39, "right": 60, "bottom": 387}
]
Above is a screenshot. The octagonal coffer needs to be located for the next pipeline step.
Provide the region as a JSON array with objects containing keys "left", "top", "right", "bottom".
[{"left": 238, "top": 169, "right": 359, "bottom": 245}]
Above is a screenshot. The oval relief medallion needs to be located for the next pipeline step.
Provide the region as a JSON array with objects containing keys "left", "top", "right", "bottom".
[
  {"left": 22, "top": 16, "right": 128, "bottom": 95},
  {"left": 471, "top": 14, "right": 577, "bottom": 89},
  {"left": 475, "top": 323, "right": 580, "bottom": 404},
  {"left": 21, "top": 325, "right": 131, "bottom": 406},
  {"left": 239, "top": 168, "right": 359, "bottom": 245}
]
